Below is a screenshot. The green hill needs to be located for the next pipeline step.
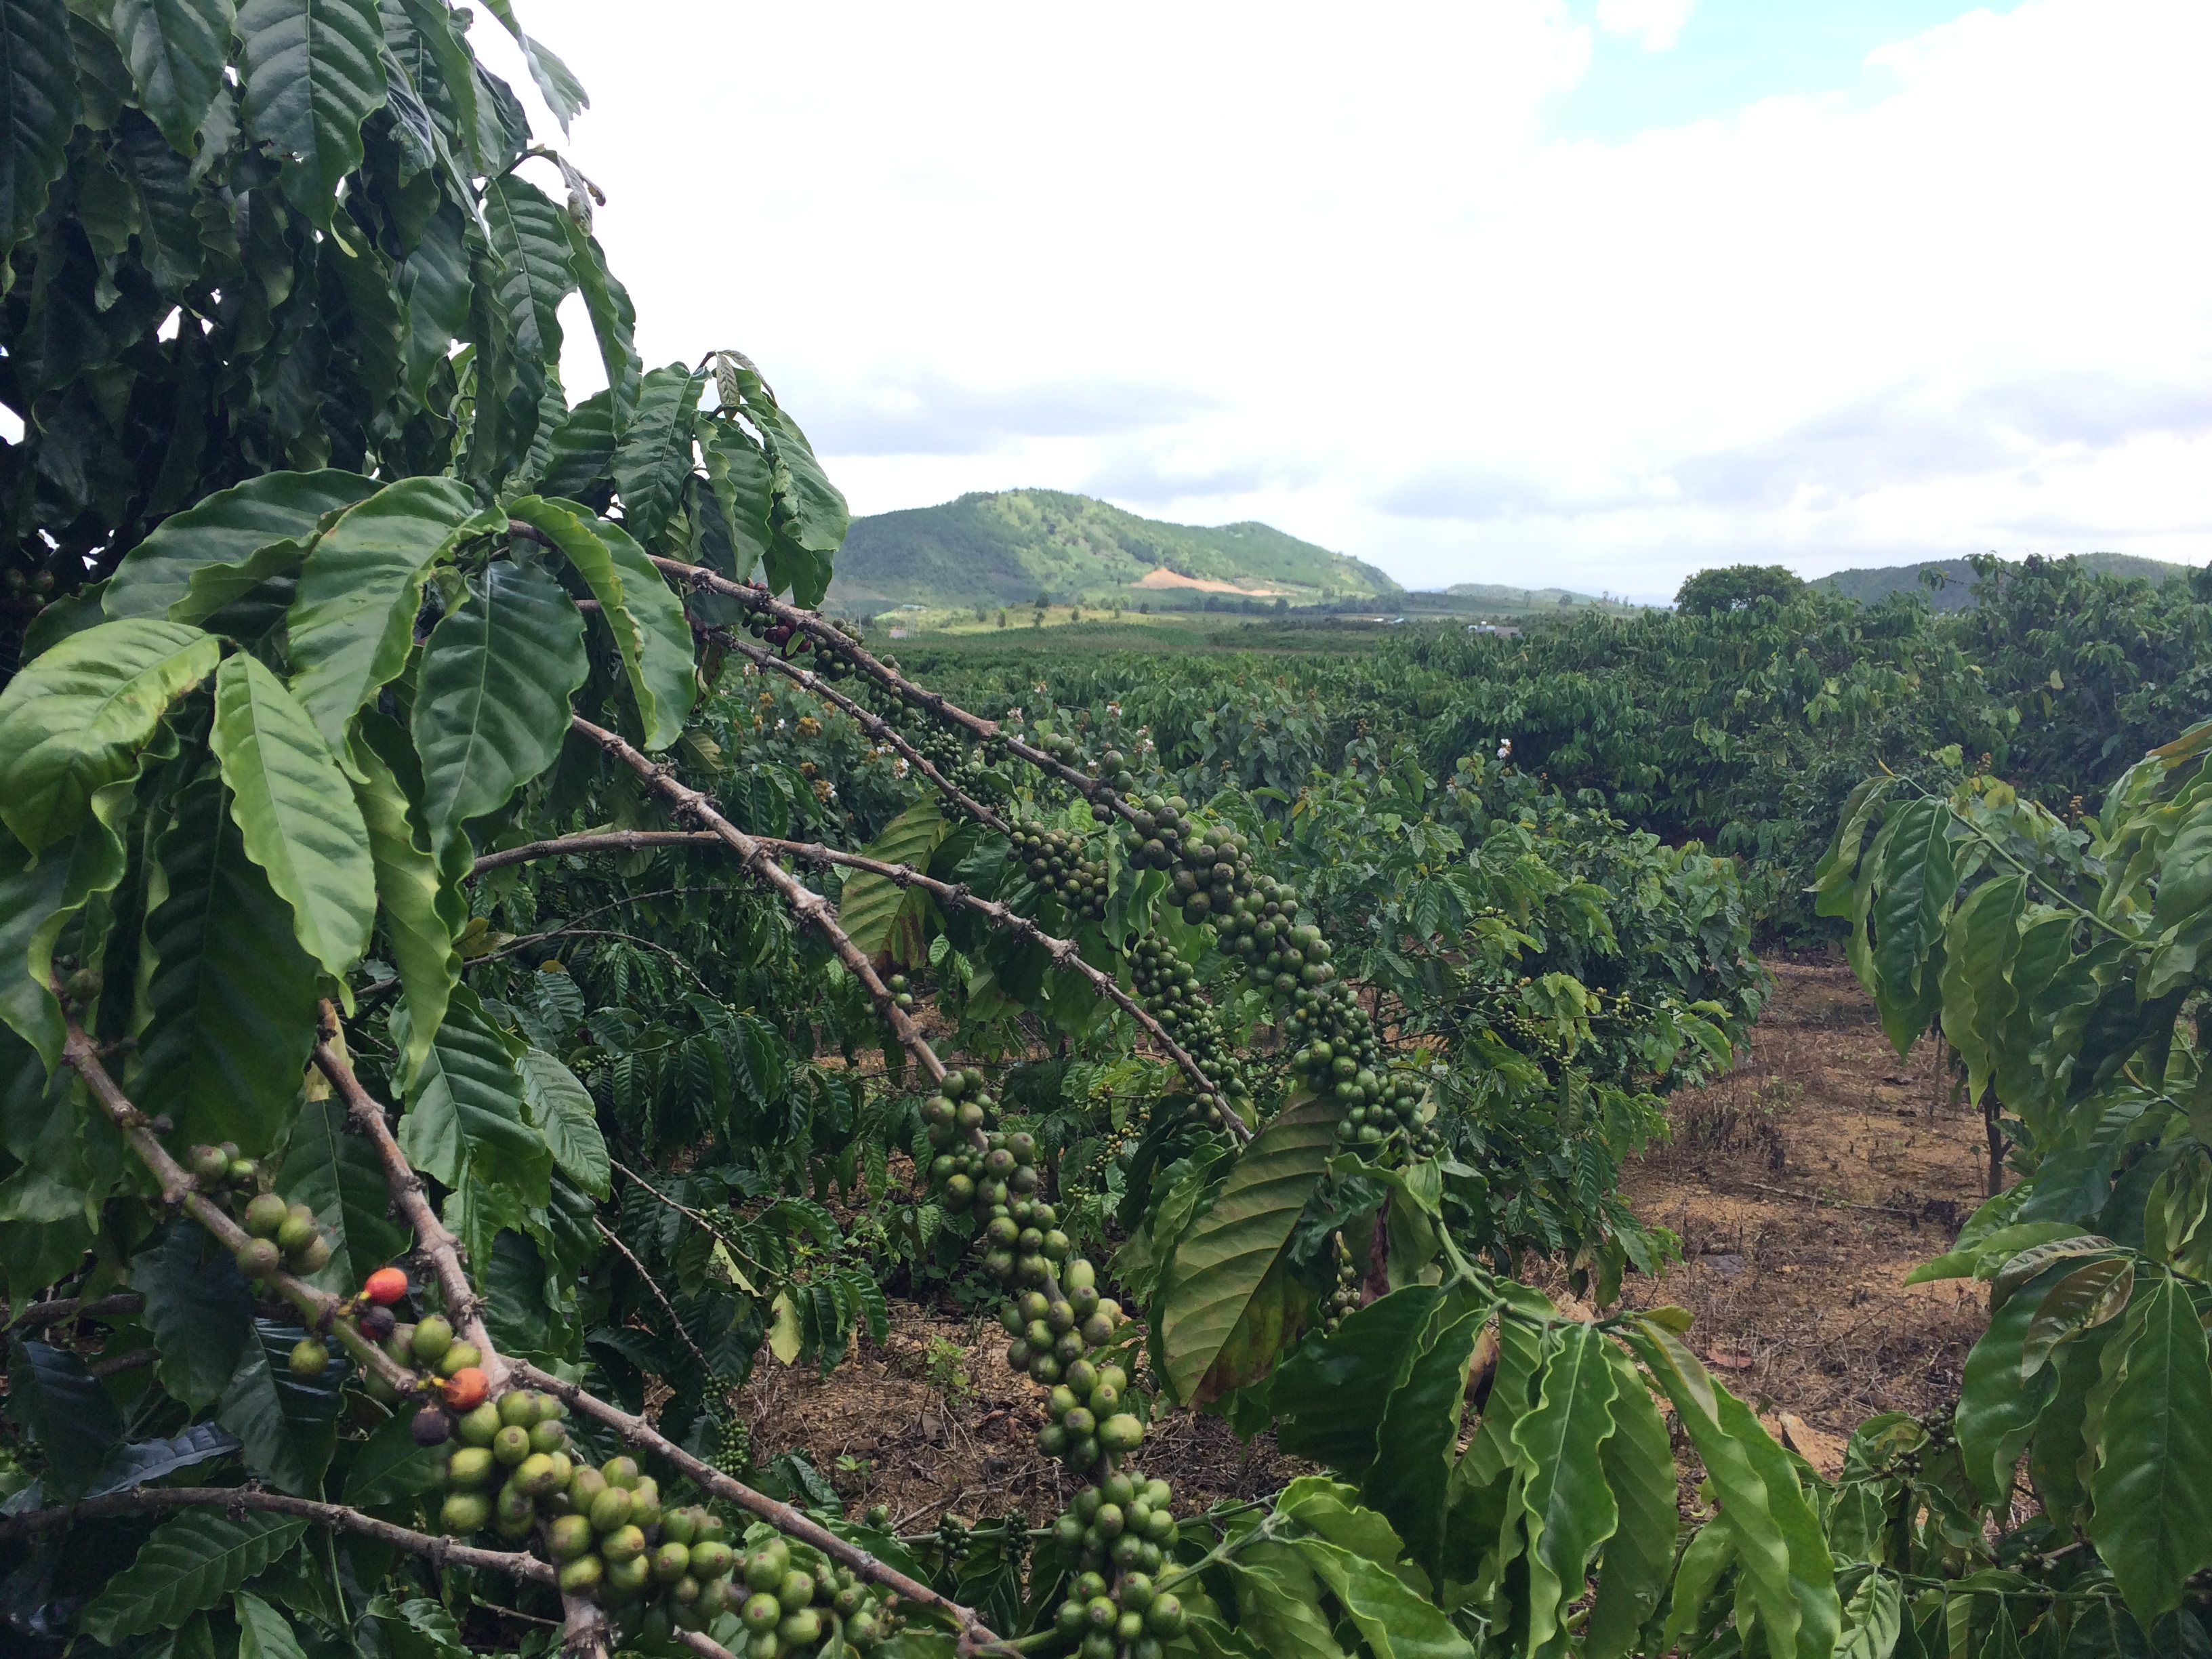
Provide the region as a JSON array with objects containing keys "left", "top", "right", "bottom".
[
  {"left": 825, "top": 490, "right": 1401, "bottom": 611},
  {"left": 1817, "top": 552, "right": 2196, "bottom": 613}
]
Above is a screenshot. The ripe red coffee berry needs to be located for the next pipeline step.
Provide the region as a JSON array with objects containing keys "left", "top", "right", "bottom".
[{"left": 363, "top": 1267, "right": 409, "bottom": 1305}]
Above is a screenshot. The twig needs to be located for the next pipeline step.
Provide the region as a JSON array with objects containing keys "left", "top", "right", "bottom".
[
  {"left": 0, "top": 1486, "right": 554, "bottom": 1582},
  {"left": 310, "top": 1011, "right": 513, "bottom": 1397},
  {"left": 7, "top": 1292, "right": 145, "bottom": 1330},
  {"left": 1729, "top": 1181, "right": 1921, "bottom": 1220},
  {"left": 569, "top": 716, "right": 947, "bottom": 1086},
  {"left": 718, "top": 630, "right": 1008, "bottom": 833},
  {"left": 87, "top": 1347, "right": 156, "bottom": 1380},
  {"left": 647, "top": 558, "right": 1141, "bottom": 833},
  {"left": 594, "top": 1218, "right": 710, "bottom": 1372},
  {"left": 473, "top": 830, "right": 722, "bottom": 873},
  {"left": 56, "top": 1012, "right": 418, "bottom": 1395},
  {"left": 308, "top": 1015, "right": 610, "bottom": 1659}
]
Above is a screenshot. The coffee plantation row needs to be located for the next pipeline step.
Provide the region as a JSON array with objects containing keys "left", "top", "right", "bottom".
[{"left": 2, "top": 3, "right": 2209, "bottom": 1656}]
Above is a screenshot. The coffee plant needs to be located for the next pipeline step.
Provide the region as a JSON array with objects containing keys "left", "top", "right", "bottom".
[{"left": 2, "top": 3, "right": 2205, "bottom": 1658}]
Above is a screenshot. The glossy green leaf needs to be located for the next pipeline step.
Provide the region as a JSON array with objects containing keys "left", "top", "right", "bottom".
[
  {"left": 1870, "top": 796, "right": 1955, "bottom": 1055},
  {"left": 536, "top": 389, "right": 617, "bottom": 499},
  {"left": 133, "top": 776, "right": 323, "bottom": 1154},
  {"left": 1657, "top": 1521, "right": 1734, "bottom": 1659},
  {"left": 504, "top": 495, "right": 694, "bottom": 750},
  {"left": 1292, "top": 1534, "right": 1474, "bottom": 1659},
  {"left": 0, "top": 0, "right": 79, "bottom": 260},
  {"left": 397, "top": 198, "right": 470, "bottom": 397},
  {"left": 79, "top": 1509, "right": 307, "bottom": 1643},
  {"left": 284, "top": 1095, "right": 409, "bottom": 1292},
  {"left": 348, "top": 736, "right": 457, "bottom": 1076},
  {"left": 1813, "top": 776, "right": 1893, "bottom": 915},
  {"left": 1231, "top": 1544, "right": 1344, "bottom": 1659},
  {"left": 1957, "top": 1261, "right": 2065, "bottom": 1501},
  {"left": 105, "top": 470, "right": 375, "bottom": 622},
  {"left": 838, "top": 799, "right": 949, "bottom": 962},
  {"left": 112, "top": 0, "right": 236, "bottom": 154},
  {"left": 211, "top": 653, "right": 377, "bottom": 978},
  {"left": 1632, "top": 1319, "right": 1832, "bottom": 1659},
  {"left": 132, "top": 1218, "right": 255, "bottom": 1411},
  {"left": 85, "top": 1421, "right": 244, "bottom": 1497},
  {"left": 2021, "top": 1256, "right": 2133, "bottom": 1378},
  {"left": 1271, "top": 1284, "right": 1447, "bottom": 1472},
  {"left": 234, "top": 1589, "right": 310, "bottom": 1659},
  {"left": 1513, "top": 1322, "right": 1621, "bottom": 1653},
  {"left": 1938, "top": 874, "right": 2026, "bottom": 1105},
  {"left": 481, "top": 174, "right": 573, "bottom": 453},
  {"left": 609, "top": 363, "right": 701, "bottom": 543},
  {"left": 752, "top": 396, "right": 848, "bottom": 554},
  {"left": 234, "top": 0, "right": 386, "bottom": 228},
  {"left": 1838, "top": 1572, "right": 1903, "bottom": 1659},
  {"left": 1905, "top": 1220, "right": 2085, "bottom": 1286},
  {"left": 1276, "top": 1477, "right": 1428, "bottom": 1591},
  {"left": 518, "top": 1044, "right": 609, "bottom": 1198},
  {"left": 1363, "top": 1303, "right": 1482, "bottom": 1583},
  {"left": 1583, "top": 1345, "right": 1679, "bottom": 1659},
  {"left": 1158, "top": 1092, "right": 1336, "bottom": 1404},
  {"left": 395, "top": 987, "right": 550, "bottom": 1207},
  {"left": 0, "top": 619, "right": 219, "bottom": 851},
  {"left": 1989, "top": 1234, "right": 2116, "bottom": 1309},
  {"left": 286, "top": 475, "right": 479, "bottom": 752},
  {"left": 411, "top": 554, "right": 587, "bottom": 878},
  {"left": 8, "top": 1338, "right": 123, "bottom": 1495},
  {"left": 2089, "top": 1277, "right": 2212, "bottom": 1621},
  {"left": 218, "top": 1318, "right": 348, "bottom": 1494},
  {"left": 0, "top": 780, "right": 134, "bottom": 1067},
  {"left": 565, "top": 219, "right": 640, "bottom": 419}
]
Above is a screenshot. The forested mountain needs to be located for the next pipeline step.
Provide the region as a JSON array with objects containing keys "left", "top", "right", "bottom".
[
  {"left": 826, "top": 489, "right": 1399, "bottom": 608},
  {"left": 1817, "top": 550, "right": 2190, "bottom": 610}
]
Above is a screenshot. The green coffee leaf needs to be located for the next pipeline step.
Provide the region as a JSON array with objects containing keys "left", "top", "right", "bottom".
[
  {"left": 1583, "top": 1346, "right": 1679, "bottom": 1659},
  {"left": 504, "top": 495, "right": 695, "bottom": 750},
  {"left": 518, "top": 1045, "right": 610, "bottom": 1199},
  {"left": 0, "top": 0, "right": 79, "bottom": 262},
  {"left": 286, "top": 475, "right": 480, "bottom": 752},
  {"left": 348, "top": 735, "right": 458, "bottom": 1076},
  {"left": 111, "top": 0, "right": 238, "bottom": 157},
  {"left": 1513, "top": 1322, "right": 1621, "bottom": 1652},
  {"left": 234, "top": 0, "right": 386, "bottom": 228},
  {"left": 211, "top": 653, "right": 377, "bottom": 978},
  {"left": 105, "top": 470, "right": 375, "bottom": 622},
  {"left": 838, "top": 799, "right": 949, "bottom": 962},
  {"left": 0, "top": 618, "right": 219, "bottom": 851},
  {"left": 1362, "top": 1301, "right": 1483, "bottom": 1583},
  {"left": 132, "top": 1219, "right": 255, "bottom": 1411},
  {"left": 1158, "top": 1092, "right": 1337, "bottom": 1404},
  {"left": 134, "top": 777, "right": 323, "bottom": 1154},
  {"left": 411, "top": 554, "right": 588, "bottom": 880},
  {"left": 217, "top": 1319, "right": 348, "bottom": 1494},
  {"left": 7, "top": 1338, "right": 123, "bottom": 1496},
  {"left": 2089, "top": 1277, "right": 2212, "bottom": 1621},
  {"left": 234, "top": 1589, "right": 310, "bottom": 1659},
  {"left": 395, "top": 987, "right": 551, "bottom": 1207},
  {"left": 79, "top": 1509, "right": 306, "bottom": 1643}
]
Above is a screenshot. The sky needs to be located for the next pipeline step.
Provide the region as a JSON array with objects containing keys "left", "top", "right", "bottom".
[{"left": 470, "top": 1, "right": 2212, "bottom": 600}]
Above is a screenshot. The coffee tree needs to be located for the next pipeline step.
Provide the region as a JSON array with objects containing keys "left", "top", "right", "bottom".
[{"left": 9, "top": 4, "right": 2159, "bottom": 1659}]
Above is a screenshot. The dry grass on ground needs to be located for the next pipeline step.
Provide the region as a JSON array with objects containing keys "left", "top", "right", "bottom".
[{"left": 735, "top": 958, "right": 1991, "bottom": 1519}]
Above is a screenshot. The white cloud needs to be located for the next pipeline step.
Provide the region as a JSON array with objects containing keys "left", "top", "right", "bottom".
[
  {"left": 474, "top": 0, "right": 2212, "bottom": 595},
  {"left": 1595, "top": 0, "right": 1696, "bottom": 52}
]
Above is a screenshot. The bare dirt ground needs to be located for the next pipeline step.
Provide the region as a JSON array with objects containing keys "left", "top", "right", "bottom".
[
  {"left": 1603, "top": 956, "right": 1992, "bottom": 1448},
  {"left": 737, "top": 957, "right": 1990, "bottom": 1517}
]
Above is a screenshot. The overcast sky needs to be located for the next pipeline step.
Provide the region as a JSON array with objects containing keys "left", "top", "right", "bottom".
[{"left": 474, "top": 1, "right": 2212, "bottom": 599}]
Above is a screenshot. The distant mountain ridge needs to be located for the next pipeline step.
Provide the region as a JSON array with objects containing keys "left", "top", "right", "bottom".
[
  {"left": 826, "top": 490, "right": 1399, "bottom": 611},
  {"left": 1817, "top": 552, "right": 2196, "bottom": 612}
]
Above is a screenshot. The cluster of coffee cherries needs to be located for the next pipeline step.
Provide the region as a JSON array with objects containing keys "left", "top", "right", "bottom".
[
  {"left": 724, "top": 1534, "right": 905, "bottom": 1658},
  {"left": 739, "top": 611, "right": 861, "bottom": 680},
  {"left": 1123, "top": 798, "right": 1260, "bottom": 930},
  {"left": 370, "top": 1305, "right": 491, "bottom": 1416},
  {"left": 886, "top": 972, "right": 917, "bottom": 1012},
  {"left": 1322, "top": 1233, "right": 1361, "bottom": 1334},
  {"left": 1050, "top": 1545, "right": 1187, "bottom": 1659},
  {"left": 1000, "top": 1260, "right": 1130, "bottom": 1399},
  {"left": 192, "top": 1143, "right": 332, "bottom": 1277},
  {"left": 1126, "top": 943, "right": 1253, "bottom": 1128},
  {"left": 922, "top": 1072, "right": 1064, "bottom": 1252},
  {"left": 1014, "top": 817, "right": 1109, "bottom": 922}
]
